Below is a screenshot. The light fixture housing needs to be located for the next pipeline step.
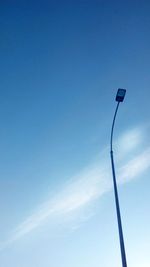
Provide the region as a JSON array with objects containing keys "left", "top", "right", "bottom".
[{"left": 116, "top": 89, "right": 126, "bottom": 102}]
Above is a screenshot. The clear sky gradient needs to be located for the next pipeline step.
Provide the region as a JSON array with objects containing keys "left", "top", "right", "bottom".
[{"left": 0, "top": 1, "right": 150, "bottom": 266}]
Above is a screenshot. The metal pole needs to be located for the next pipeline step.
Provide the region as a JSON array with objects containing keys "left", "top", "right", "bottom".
[{"left": 110, "top": 102, "right": 127, "bottom": 267}]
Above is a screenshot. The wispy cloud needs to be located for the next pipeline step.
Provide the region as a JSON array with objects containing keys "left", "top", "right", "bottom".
[
  {"left": 117, "top": 127, "right": 143, "bottom": 153},
  {"left": 119, "top": 147, "right": 150, "bottom": 183},
  {"left": 8, "top": 165, "right": 109, "bottom": 244},
  {"left": 2, "top": 127, "right": 150, "bottom": 248}
]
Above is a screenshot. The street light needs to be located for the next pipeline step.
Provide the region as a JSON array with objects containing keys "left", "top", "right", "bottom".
[{"left": 110, "top": 89, "right": 127, "bottom": 267}]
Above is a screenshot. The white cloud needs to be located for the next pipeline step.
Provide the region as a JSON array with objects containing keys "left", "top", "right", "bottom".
[
  {"left": 115, "top": 127, "right": 144, "bottom": 160},
  {"left": 119, "top": 128, "right": 143, "bottom": 151},
  {"left": 119, "top": 147, "right": 150, "bottom": 184},
  {"left": 1, "top": 127, "right": 150, "bottom": 248},
  {"left": 9, "top": 165, "right": 109, "bottom": 243}
]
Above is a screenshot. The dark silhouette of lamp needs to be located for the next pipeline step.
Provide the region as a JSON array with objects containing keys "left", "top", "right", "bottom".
[{"left": 110, "top": 89, "right": 127, "bottom": 267}]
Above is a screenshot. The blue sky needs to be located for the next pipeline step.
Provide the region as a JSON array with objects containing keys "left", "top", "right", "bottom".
[{"left": 0, "top": 0, "right": 150, "bottom": 266}]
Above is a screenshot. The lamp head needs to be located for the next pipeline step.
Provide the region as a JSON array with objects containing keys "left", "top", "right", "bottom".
[{"left": 116, "top": 89, "right": 126, "bottom": 102}]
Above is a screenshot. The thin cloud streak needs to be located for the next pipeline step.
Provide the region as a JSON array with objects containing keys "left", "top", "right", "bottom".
[
  {"left": 7, "top": 148, "right": 150, "bottom": 246},
  {"left": 2, "top": 127, "right": 150, "bottom": 248},
  {"left": 9, "top": 165, "right": 109, "bottom": 243},
  {"left": 119, "top": 147, "right": 150, "bottom": 183}
]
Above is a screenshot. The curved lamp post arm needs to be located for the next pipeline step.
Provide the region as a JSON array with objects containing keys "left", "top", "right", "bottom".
[{"left": 110, "top": 101, "right": 120, "bottom": 152}]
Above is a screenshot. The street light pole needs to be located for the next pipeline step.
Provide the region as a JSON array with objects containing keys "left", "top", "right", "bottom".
[{"left": 110, "top": 89, "right": 127, "bottom": 267}]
